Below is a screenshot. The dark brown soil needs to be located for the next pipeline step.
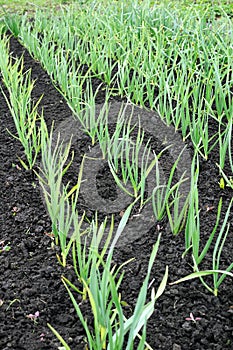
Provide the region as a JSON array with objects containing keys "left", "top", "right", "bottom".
[{"left": 0, "top": 35, "right": 232, "bottom": 350}]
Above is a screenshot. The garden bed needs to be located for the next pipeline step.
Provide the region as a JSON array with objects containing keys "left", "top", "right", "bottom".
[{"left": 0, "top": 7, "right": 233, "bottom": 350}]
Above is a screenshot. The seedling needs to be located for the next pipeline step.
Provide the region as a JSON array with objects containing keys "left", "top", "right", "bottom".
[
  {"left": 185, "top": 313, "right": 202, "bottom": 323},
  {"left": 6, "top": 299, "right": 20, "bottom": 311},
  {"left": 26, "top": 311, "right": 40, "bottom": 324},
  {"left": 0, "top": 241, "right": 11, "bottom": 253}
]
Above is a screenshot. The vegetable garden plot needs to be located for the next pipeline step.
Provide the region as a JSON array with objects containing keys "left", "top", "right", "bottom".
[{"left": 0, "top": 6, "right": 233, "bottom": 349}]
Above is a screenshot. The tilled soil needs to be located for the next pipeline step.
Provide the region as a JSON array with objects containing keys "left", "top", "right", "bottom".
[{"left": 0, "top": 35, "right": 232, "bottom": 350}]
